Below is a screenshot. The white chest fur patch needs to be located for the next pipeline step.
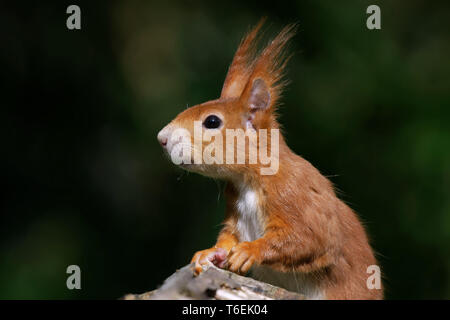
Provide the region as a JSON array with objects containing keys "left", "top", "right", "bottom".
[{"left": 235, "top": 187, "right": 263, "bottom": 242}]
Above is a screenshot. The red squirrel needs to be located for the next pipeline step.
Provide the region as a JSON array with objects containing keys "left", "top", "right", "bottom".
[{"left": 157, "top": 20, "right": 383, "bottom": 300}]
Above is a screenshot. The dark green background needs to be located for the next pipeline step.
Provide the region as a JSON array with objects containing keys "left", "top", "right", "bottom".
[{"left": 1, "top": 0, "right": 449, "bottom": 299}]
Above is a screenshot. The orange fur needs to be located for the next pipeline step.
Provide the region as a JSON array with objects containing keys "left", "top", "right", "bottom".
[{"left": 158, "top": 21, "right": 383, "bottom": 300}]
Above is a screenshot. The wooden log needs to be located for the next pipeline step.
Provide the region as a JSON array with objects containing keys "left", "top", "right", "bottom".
[{"left": 122, "top": 263, "right": 304, "bottom": 300}]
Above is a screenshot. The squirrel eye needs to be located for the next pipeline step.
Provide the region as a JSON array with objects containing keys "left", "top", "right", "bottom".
[{"left": 203, "top": 115, "right": 222, "bottom": 129}]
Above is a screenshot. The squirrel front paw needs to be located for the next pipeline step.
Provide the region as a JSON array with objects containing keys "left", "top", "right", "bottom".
[
  {"left": 227, "top": 242, "right": 261, "bottom": 275},
  {"left": 191, "top": 247, "right": 228, "bottom": 275}
]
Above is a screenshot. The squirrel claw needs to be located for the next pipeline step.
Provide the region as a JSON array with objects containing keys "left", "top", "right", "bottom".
[
  {"left": 191, "top": 247, "right": 228, "bottom": 275},
  {"left": 226, "top": 242, "right": 258, "bottom": 275}
]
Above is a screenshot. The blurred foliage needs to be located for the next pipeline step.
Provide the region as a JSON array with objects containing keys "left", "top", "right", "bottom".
[{"left": 0, "top": 0, "right": 449, "bottom": 299}]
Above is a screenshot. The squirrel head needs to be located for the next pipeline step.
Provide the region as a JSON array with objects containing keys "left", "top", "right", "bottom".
[{"left": 158, "top": 20, "right": 296, "bottom": 179}]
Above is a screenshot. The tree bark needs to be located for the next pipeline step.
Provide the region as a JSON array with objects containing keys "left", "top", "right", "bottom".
[{"left": 122, "top": 263, "right": 304, "bottom": 300}]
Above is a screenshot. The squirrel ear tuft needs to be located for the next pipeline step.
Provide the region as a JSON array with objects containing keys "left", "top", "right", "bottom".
[
  {"left": 220, "top": 19, "right": 265, "bottom": 99},
  {"left": 238, "top": 23, "right": 297, "bottom": 113},
  {"left": 248, "top": 78, "right": 271, "bottom": 111}
]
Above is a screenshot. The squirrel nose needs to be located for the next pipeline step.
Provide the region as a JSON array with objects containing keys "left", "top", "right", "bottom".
[
  {"left": 157, "top": 128, "right": 169, "bottom": 148},
  {"left": 159, "top": 137, "right": 167, "bottom": 147}
]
